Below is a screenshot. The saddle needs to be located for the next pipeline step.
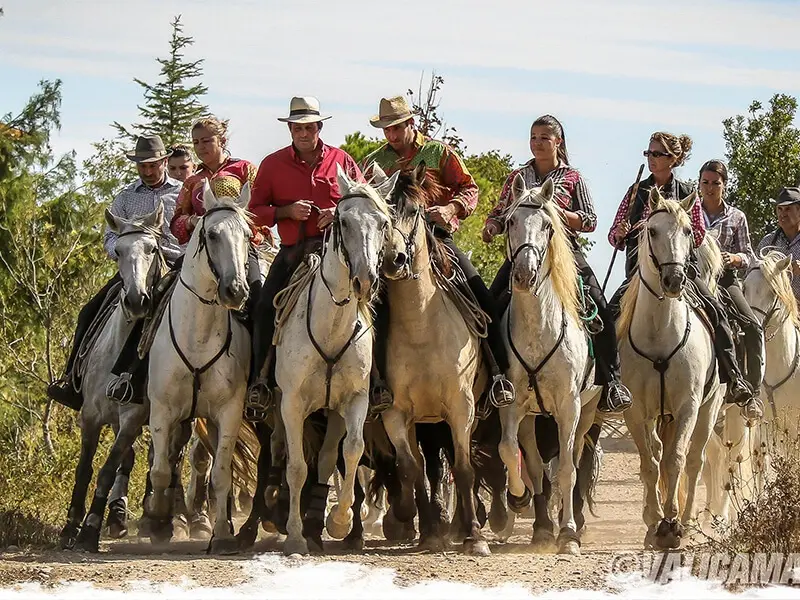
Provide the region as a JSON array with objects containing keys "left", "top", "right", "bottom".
[
  {"left": 137, "top": 270, "right": 179, "bottom": 360},
  {"left": 73, "top": 280, "right": 124, "bottom": 386}
]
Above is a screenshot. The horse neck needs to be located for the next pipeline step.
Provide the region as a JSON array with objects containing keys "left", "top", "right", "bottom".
[
  {"left": 510, "top": 260, "right": 564, "bottom": 340},
  {"left": 766, "top": 303, "right": 799, "bottom": 376},
  {"left": 633, "top": 262, "right": 688, "bottom": 338},
  {"left": 387, "top": 230, "right": 438, "bottom": 330},
  {"left": 309, "top": 245, "right": 361, "bottom": 340}
]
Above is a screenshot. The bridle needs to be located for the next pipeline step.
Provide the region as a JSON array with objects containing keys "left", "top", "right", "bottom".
[
  {"left": 179, "top": 205, "right": 251, "bottom": 306},
  {"left": 115, "top": 228, "right": 166, "bottom": 318},
  {"left": 638, "top": 207, "right": 691, "bottom": 301},
  {"left": 504, "top": 201, "right": 553, "bottom": 295},
  {"left": 390, "top": 201, "right": 423, "bottom": 280}
]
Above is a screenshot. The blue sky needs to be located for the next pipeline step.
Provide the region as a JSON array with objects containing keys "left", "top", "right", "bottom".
[{"left": 2, "top": 0, "right": 800, "bottom": 291}]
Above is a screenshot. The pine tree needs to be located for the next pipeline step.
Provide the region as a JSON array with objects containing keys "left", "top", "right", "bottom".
[{"left": 114, "top": 15, "right": 208, "bottom": 148}]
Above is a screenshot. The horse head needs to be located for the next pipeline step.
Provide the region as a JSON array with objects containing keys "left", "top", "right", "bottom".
[
  {"left": 105, "top": 203, "right": 166, "bottom": 320},
  {"left": 197, "top": 178, "right": 252, "bottom": 310},
  {"left": 505, "top": 174, "right": 557, "bottom": 292},
  {"left": 334, "top": 164, "right": 396, "bottom": 303},
  {"left": 641, "top": 188, "right": 697, "bottom": 298},
  {"left": 744, "top": 250, "right": 795, "bottom": 331}
]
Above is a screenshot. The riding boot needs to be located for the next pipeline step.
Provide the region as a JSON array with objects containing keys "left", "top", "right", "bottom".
[
  {"left": 106, "top": 321, "right": 147, "bottom": 405},
  {"left": 725, "top": 277, "right": 766, "bottom": 418},
  {"left": 369, "top": 286, "right": 393, "bottom": 415},
  {"left": 573, "top": 250, "right": 632, "bottom": 414}
]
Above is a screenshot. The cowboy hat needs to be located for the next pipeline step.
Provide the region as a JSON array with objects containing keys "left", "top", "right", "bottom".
[
  {"left": 770, "top": 187, "right": 800, "bottom": 207},
  {"left": 126, "top": 135, "right": 172, "bottom": 163},
  {"left": 370, "top": 96, "right": 414, "bottom": 129},
  {"left": 277, "top": 96, "right": 331, "bottom": 124}
]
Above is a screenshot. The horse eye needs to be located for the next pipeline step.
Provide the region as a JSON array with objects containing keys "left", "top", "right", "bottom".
[
  {"left": 648, "top": 227, "right": 657, "bottom": 237},
  {"left": 148, "top": 245, "right": 157, "bottom": 254},
  {"left": 207, "top": 230, "right": 218, "bottom": 241},
  {"left": 683, "top": 226, "right": 692, "bottom": 237}
]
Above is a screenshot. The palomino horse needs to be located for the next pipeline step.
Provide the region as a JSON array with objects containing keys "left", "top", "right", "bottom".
[
  {"left": 495, "top": 176, "right": 601, "bottom": 555},
  {"left": 59, "top": 204, "right": 167, "bottom": 551},
  {"left": 146, "top": 179, "right": 252, "bottom": 553},
  {"left": 618, "top": 189, "right": 725, "bottom": 549},
  {"left": 378, "top": 165, "right": 490, "bottom": 556},
  {"left": 276, "top": 165, "right": 398, "bottom": 556}
]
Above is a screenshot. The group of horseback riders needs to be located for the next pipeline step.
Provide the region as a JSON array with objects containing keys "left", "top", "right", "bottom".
[{"left": 48, "top": 93, "right": 800, "bottom": 423}]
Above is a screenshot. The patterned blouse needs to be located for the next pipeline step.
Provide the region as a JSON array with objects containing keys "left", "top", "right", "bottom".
[
  {"left": 170, "top": 156, "right": 261, "bottom": 245},
  {"left": 486, "top": 160, "right": 597, "bottom": 235},
  {"left": 703, "top": 202, "right": 755, "bottom": 272}
]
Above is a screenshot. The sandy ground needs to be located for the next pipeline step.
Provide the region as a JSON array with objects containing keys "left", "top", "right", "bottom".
[{"left": 0, "top": 440, "right": 682, "bottom": 593}]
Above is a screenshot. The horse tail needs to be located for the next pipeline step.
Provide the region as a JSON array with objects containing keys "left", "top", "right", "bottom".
[
  {"left": 193, "top": 418, "right": 259, "bottom": 498},
  {"left": 471, "top": 409, "right": 504, "bottom": 495},
  {"left": 302, "top": 409, "right": 327, "bottom": 468},
  {"left": 363, "top": 419, "right": 398, "bottom": 505}
]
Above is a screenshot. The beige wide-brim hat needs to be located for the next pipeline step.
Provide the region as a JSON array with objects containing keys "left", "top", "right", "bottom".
[
  {"left": 277, "top": 96, "right": 331, "bottom": 124},
  {"left": 370, "top": 95, "right": 413, "bottom": 128}
]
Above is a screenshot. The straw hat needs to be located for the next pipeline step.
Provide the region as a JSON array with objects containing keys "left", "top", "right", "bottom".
[
  {"left": 277, "top": 96, "right": 331, "bottom": 124},
  {"left": 370, "top": 96, "right": 413, "bottom": 128}
]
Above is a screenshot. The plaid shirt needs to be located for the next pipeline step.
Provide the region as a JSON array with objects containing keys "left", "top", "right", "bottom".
[
  {"left": 103, "top": 177, "right": 182, "bottom": 262},
  {"left": 757, "top": 228, "right": 800, "bottom": 303},
  {"left": 703, "top": 202, "right": 754, "bottom": 274},
  {"left": 486, "top": 160, "right": 597, "bottom": 235}
]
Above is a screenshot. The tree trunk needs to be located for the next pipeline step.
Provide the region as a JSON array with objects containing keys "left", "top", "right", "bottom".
[{"left": 42, "top": 399, "right": 55, "bottom": 458}]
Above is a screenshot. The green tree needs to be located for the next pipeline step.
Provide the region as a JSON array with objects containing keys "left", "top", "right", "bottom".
[
  {"left": 340, "top": 132, "right": 383, "bottom": 165},
  {"left": 114, "top": 15, "right": 209, "bottom": 148},
  {"left": 724, "top": 94, "right": 800, "bottom": 243}
]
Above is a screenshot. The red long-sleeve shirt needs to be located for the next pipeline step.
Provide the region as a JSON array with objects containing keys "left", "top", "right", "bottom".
[{"left": 249, "top": 142, "right": 363, "bottom": 246}]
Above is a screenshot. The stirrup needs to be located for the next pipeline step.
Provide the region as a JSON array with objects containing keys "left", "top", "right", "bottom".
[
  {"left": 598, "top": 382, "right": 632, "bottom": 414},
  {"left": 368, "top": 383, "right": 393, "bottom": 417},
  {"left": 489, "top": 374, "right": 515, "bottom": 408},
  {"left": 475, "top": 391, "right": 493, "bottom": 421},
  {"left": 244, "top": 379, "right": 272, "bottom": 422},
  {"left": 106, "top": 373, "right": 134, "bottom": 405}
]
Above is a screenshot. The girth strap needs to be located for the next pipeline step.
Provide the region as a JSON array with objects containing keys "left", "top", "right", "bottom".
[
  {"left": 305, "top": 274, "right": 362, "bottom": 408},
  {"left": 168, "top": 303, "right": 233, "bottom": 424},
  {"left": 507, "top": 303, "right": 568, "bottom": 415},
  {"left": 628, "top": 304, "right": 692, "bottom": 423}
]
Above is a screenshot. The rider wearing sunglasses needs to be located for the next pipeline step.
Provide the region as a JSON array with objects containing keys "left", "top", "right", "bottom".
[{"left": 608, "top": 132, "right": 757, "bottom": 416}]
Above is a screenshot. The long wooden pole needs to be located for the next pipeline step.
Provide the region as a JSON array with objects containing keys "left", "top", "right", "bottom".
[{"left": 601, "top": 163, "right": 645, "bottom": 295}]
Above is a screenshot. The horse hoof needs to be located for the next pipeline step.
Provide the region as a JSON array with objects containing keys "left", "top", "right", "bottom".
[
  {"left": 189, "top": 514, "right": 212, "bottom": 541},
  {"left": 343, "top": 534, "right": 365, "bottom": 551},
  {"left": 654, "top": 519, "right": 683, "bottom": 550},
  {"left": 643, "top": 525, "right": 658, "bottom": 550},
  {"left": 507, "top": 487, "right": 532, "bottom": 514},
  {"left": 306, "top": 534, "right": 324, "bottom": 554},
  {"left": 464, "top": 538, "right": 491, "bottom": 556},
  {"left": 74, "top": 525, "right": 100, "bottom": 553},
  {"left": 59, "top": 524, "right": 79, "bottom": 550},
  {"left": 419, "top": 535, "right": 447, "bottom": 553},
  {"left": 284, "top": 537, "right": 309, "bottom": 556},
  {"left": 488, "top": 507, "right": 508, "bottom": 534},
  {"left": 148, "top": 519, "right": 173, "bottom": 546},
  {"left": 326, "top": 509, "right": 352, "bottom": 540},
  {"left": 559, "top": 540, "right": 580, "bottom": 555},
  {"left": 383, "top": 510, "right": 409, "bottom": 542},
  {"left": 172, "top": 515, "right": 189, "bottom": 540},
  {"left": 235, "top": 522, "right": 258, "bottom": 550},
  {"left": 530, "top": 528, "right": 556, "bottom": 553},
  {"left": 107, "top": 521, "right": 128, "bottom": 540},
  {"left": 208, "top": 535, "right": 239, "bottom": 555}
]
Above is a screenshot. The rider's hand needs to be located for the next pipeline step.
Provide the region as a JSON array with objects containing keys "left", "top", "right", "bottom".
[
  {"left": 614, "top": 221, "right": 631, "bottom": 244},
  {"left": 317, "top": 207, "right": 335, "bottom": 229},
  {"left": 282, "top": 200, "right": 313, "bottom": 221},
  {"left": 428, "top": 203, "right": 459, "bottom": 228},
  {"left": 721, "top": 252, "right": 743, "bottom": 269},
  {"left": 482, "top": 221, "right": 501, "bottom": 243}
]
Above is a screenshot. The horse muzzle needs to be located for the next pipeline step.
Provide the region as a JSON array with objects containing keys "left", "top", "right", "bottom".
[
  {"left": 660, "top": 266, "right": 686, "bottom": 298},
  {"left": 122, "top": 289, "right": 151, "bottom": 320},
  {"left": 218, "top": 278, "right": 249, "bottom": 310},
  {"left": 511, "top": 264, "right": 537, "bottom": 292},
  {"left": 351, "top": 271, "right": 378, "bottom": 303}
]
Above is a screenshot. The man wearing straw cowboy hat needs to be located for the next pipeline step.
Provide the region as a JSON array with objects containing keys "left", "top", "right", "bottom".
[
  {"left": 362, "top": 95, "right": 515, "bottom": 408},
  {"left": 247, "top": 96, "right": 374, "bottom": 410},
  {"left": 47, "top": 134, "right": 182, "bottom": 410}
]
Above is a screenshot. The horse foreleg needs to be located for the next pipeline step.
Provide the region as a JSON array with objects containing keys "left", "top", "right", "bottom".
[
  {"left": 553, "top": 399, "right": 580, "bottom": 555},
  {"left": 60, "top": 420, "right": 102, "bottom": 550},
  {"left": 236, "top": 420, "right": 272, "bottom": 549},
  {"left": 518, "top": 415, "right": 552, "bottom": 550},
  {"left": 661, "top": 403, "right": 699, "bottom": 530},
  {"left": 186, "top": 433, "right": 212, "bottom": 540},
  {"left": 498, "top": 406, "right": 528, "bottom": 506},
  {"left": 207, "top": 404, "right": 240, "bottom": 554},
  {"left": 625, "top": 411, "right": 663, "bottom": 545},
  {"left": 327, "top": 395, "right": 368, "bottom": 543},
  {"left": 146, "top": 402, "right": 176, "bottom": 544},
  {"left": 281, "top": 394, "right": 309, "bottom": 556},
  {"left": 381, "top": 407, "right": 419, "bottom": 523},
  {"left": 448, "top": 404, "right": 488, "bottom": 556},
  {"left": 684, "top": 392, "right": 723, "bottom": 528}
]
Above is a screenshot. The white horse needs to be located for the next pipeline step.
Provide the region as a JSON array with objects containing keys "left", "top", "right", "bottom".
[
  {"left": 276, "top": 165, "right": 398, "bottom": 556},
  {"left": 59, "top": 204, "right": 166, "bottom": 552},
  {"left": 618, "top": 189, "right": 725, "bottom": 549},
  {"left": 495, "top": 176, "right": 601, "bottom": 555},
  {"left": 146, "top": 179, "right": 252, "bottom": 553}
]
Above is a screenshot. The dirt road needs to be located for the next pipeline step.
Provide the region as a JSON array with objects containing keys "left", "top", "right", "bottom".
[{"left": 0, "top": 442, "right": 657, "bottom": 593}]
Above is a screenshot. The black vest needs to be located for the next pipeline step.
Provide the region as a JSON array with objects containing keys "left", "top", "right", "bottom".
[{"left": 624, "top": 175, "right": 695, "bottom": 278}]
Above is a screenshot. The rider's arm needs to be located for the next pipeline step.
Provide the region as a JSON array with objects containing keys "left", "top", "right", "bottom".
[
  {"left": 564, "top": 173, "right": 597, "bottom": 234},
  {"left": 689, "top": 198, "right": 706, "bottom": 248},
  {"left": 103, "top": 191, "right": 128, "bottom": 260},
  {"left": 439, "top": 147, "right": 478, "bottom": 229},
  {"left": 170, "top": 181, "right": 196, "bottom": 245},
  {"left": 608, "top": 186, "right": 634, "bottom": 249},
  {"left": 249, "top": 156, "right": 278, "bottom": 226},
  {"left": 732, "top": 211, "right": 755, "bottom": 270}
]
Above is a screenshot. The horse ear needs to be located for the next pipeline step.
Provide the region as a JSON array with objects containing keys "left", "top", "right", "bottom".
[
  {"left": 105, "top": 208, "right": 123, "bottom": 233},
  {"left": 375, "top": 170, "right": 400, "bottom": 199},
  {"left": 777, "top": 255, "right": 793, "bottom": 272},
  {"left": 540, "top": 178, "right": 554, "bottom": 202},
  {"left": 336, "top": 163, "right": 356, "bottom": 199},
  {"left": 648, "top": 186, "right": 662, "bottom": 212},
  {"left": 413, "top": 164, "right": 427, "bottom": 185},
  {"left": 511, "top": 172, "right": 526, "bottom": 202},
  {"left": 201, "top": 178, "right": 218, "bottom": 211},
  {"left": 142, "top": 202, "right": 164, "bottom": 230},
  {"left": 370, "top": 163, "right": 388, "bottom": 185},
  {"left": 680, "top": 191, "right": 698, "bottom": 213},
  {"left": 237, "top": 182, "right": 251, "bottom": 210}
]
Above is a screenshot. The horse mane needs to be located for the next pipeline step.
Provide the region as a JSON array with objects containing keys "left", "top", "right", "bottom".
[
  {"left": 757, "top": 250, "right": 800, "bottom": 328},
  {"left": 204, "top": 195, "right": 255, "bottom": 228},
  {"left": 617, "top": 196, "right": 708, "bottom": 340},
  {"left": 541, "top": 201, "right": 581, "bottom": 322},
  {"left": 340, "top": 181, "right": 393, "bottom": 219},
  {"left": 391, "top": 169, "right": 454, "bottom": 277}
]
